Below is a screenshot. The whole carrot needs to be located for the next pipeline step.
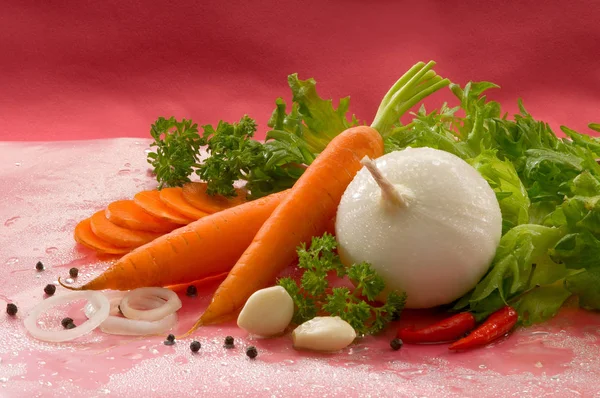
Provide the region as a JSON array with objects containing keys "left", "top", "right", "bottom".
[
  {"left": 194, "top": 126, "right": 385, "bottom": 328},
  {"left": 448, "top": 306, "right": 518, "bottom": 351},
  {"left": 397, "top": 312, "right": 476, "bottom": 344},
  {"left": 62, "top": 190, "right": 289, "bottom": 291}
]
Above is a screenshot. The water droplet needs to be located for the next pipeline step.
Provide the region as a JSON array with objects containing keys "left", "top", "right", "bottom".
[
  {"left": 15, "top": 162, "right": 21, "bottom": 167},
  {"left": 0, "top": 378, "right": 7, "bottom": 383},
  {"left": 534, "top": 362, "right": 543, "bottom": 368},
  {"left": 99, "top": 388, "right": 110, "bottom": 394},
  {"left": 118, "top": 169, "right": 131, "bottom": 175},
  {"left": 45, "top": 247, "right": 58, "bottom": 254},
  {"left": 38, "top": 361, "right": 46, "bottom": 365},
  {"left": 5, "top": 257, "right": 19, "bottom": 266},
  {"left": 124, "top": 163, "right": 131, "bottom": 167},
  {"left": 63, "top": 278, "right": 74, "bottom": 285},
  {"left": 150, "top": 349, "right": 159, "bottom": 355},
  {"left": 144, "top": 148, "right": 153, "bottom": 154},
  {"left": 478, "top": 364, "right": 487, "bottom": 369},
  {"left": 432, "top": 160, "right": 441, "bottom": 166},
  {"left": 4, "top": 217, "right": 20, "bottom": 227}
]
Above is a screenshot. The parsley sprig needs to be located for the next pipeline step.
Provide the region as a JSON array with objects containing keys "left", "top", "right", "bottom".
[
  {"left": 278, "top": 233, "right": 406, "bottom": 336},
  {"left": 147, "top": 117, "right": 202, "bottom": 189}
]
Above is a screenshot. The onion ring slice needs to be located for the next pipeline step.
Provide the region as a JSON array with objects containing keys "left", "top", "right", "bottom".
[
  {"left": 85, "top": 295, "right": 177, "bottom": 336},
  {"left": 119, "top": 287, "right": 182, "bottom": 321},
  {"left": 24, "top": 291, "right": 109, "bottom": 343}
]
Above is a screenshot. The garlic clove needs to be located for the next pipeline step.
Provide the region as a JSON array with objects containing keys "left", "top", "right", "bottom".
[
  {"left": 237, "top": 285, "right": 294, "bottom": 337},
  {"left": 292, "top": 316, "right": 356, "bottom": 352}
]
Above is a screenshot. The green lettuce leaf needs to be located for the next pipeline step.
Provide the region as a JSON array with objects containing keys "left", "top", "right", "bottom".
[
  {"left": 468, "top": 150, "right": 530, "bottom": 233},
  {"left": 267, "top": 74, "right": 359, "bottom": 155},
  {"left": 513, "top": 282, "right": 572, "bottom": 326},
  {"left": 550, "top": 231, "right": 600, "bottom": 270},
  {"left": 565, "top": 268, "right": 600, "bottom": 310},
  {"left": 454, "top": 225, "right": 565, "bottom": 320}
]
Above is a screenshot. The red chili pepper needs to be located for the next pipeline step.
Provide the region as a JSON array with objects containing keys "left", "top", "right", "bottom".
[
  {"left": 448, "top": 306, "right": 518, "bottom": 351},
  {"left": 397, "top": 312, "right": 476, "bottom": 344}
]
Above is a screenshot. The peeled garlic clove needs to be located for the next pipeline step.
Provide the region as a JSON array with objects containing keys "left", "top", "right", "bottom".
[
  {"left": 292, "top": 316, "right": 356, "bottom": 352},
  {"left": 237, "top": 286, "right": 294, "bottom": 337}
]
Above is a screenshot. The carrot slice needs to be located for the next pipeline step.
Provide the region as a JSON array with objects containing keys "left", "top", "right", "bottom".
[
  {"left": 182, "top": 182, "right": 247, "bottom": 213},
  {"left": 133, "top": 190, "right": 195, "bottom": 225},
  {"left": 105, "top": 200, "right": 179, "bottom": 233},
  {"left": 74, "top": 218, "right": 131, "bottom": 255},
  {"left": 63, "top": 189, "right": 289, "bottom": 291},
  {"left": 90, "top": 210, "right": 162, "bottom": 248},
  {"left": 159, "top": 187, "right": 210, "bottom": 220}
]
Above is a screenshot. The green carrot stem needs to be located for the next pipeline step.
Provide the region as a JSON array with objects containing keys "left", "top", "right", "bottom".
[{"left": 371, "top": 61, "right": 450, "bottom": 136}]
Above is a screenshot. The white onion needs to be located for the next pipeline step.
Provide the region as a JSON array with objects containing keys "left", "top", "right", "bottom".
[
  {"left": 119, "top": 287, "right": 182, "bottom": 321},
  {"left": 24, "top": 291, "right": 110, "bottom": 343},
  {"left": 85, "top": 294, "right": 177, "bottom": 336},
  {"left": 336, "top": 148, "right": 502, "bottom": 309}
]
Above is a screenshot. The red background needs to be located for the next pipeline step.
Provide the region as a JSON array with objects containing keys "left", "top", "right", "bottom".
[{"left": 1, "top": 0, "right": 598, "bottom": 141}]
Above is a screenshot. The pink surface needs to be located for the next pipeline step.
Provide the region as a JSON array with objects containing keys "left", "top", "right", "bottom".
[
  {"left": 1, "top": 1, "right": 599, "bottom": 142},
  {"left": 2, "top": 139, "right": 600, "bottom": 397}
]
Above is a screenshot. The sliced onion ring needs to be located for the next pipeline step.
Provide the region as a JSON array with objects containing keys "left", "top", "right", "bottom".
[
  {"left": 85, "top": 295, "right": 177, "bottom": 336},
  {"left": 24, "top": 291, "right": 110, "bottom": 343},
  {"left": 119, "top": 287, "right": 182, "bottom": 321}
]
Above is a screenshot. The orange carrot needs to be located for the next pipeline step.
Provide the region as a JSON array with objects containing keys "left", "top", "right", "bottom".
[
  {"left": 134, "top": 190, "right": 195, "bottom": 225},
  {"left": 90, "top": 210, "right": 162, "bottom": 248},
  {"left": 182, "top": 182, "right": 247, "bottom": 213},
  {"left": 105, "top": 200, "right": 179, "bottom": 233},
  {"left": 159, "top": 187, "right": 211, "bottom": 220},
  {"left": 62, "top": 190, "right": 289, "bottom": 291},
  {"left": 74, "top": 218, "right": 131, "bottom": 255},
  {"left": 196, "top": 126, "right": 384, "bottom": 327}
]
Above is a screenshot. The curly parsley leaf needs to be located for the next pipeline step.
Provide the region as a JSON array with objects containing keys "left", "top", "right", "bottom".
[
  {"left": 277, "top": 233, "right": 406, "bottom": 336},
  {"left": 194, "top": 115, "right": 264, "bottom": 197},
  {"left": 147, "top": 117, "right": 202, "bottom": 189}
]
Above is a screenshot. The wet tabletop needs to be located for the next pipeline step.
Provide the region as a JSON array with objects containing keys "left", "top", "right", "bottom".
[{"left": 1, "top": 139, "right": 600, "bottom": 397}]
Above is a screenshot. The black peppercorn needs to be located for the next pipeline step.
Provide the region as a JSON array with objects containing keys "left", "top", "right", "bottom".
[
  {"left": 61, "top": 317, "right": 74, "bottom": 328},
  {"left": 65, "top": 322, "right": 76, "bottom": 330},
  {"left": 69, "top": 267, "right": 79, "bottom": 278},
  {"left": 186, "top": 285, "right": 197, "bottom": 297},
  {"left": 35, "top": 261, "right": 44, "bottom": 271},
  {"left": 390, "top": 338, "right": 403, "bottom": 351},
  {"left": 6, "top": 303, "right": 18, "bottom": 316},
  {"left": 190, "top": 341, "right": 201, "bottom": 353},
  {"left": 44, "top": 284, "right": 56, "bottom": 296},
  {"left": 246, "top": 346, "right": 258, "bottom": 359},
  {"left": 164, "top": 334, "right": 176, "bottom": 346},
  {"left": 224, "top": 335, "right": 234, "bottom": 348}
]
